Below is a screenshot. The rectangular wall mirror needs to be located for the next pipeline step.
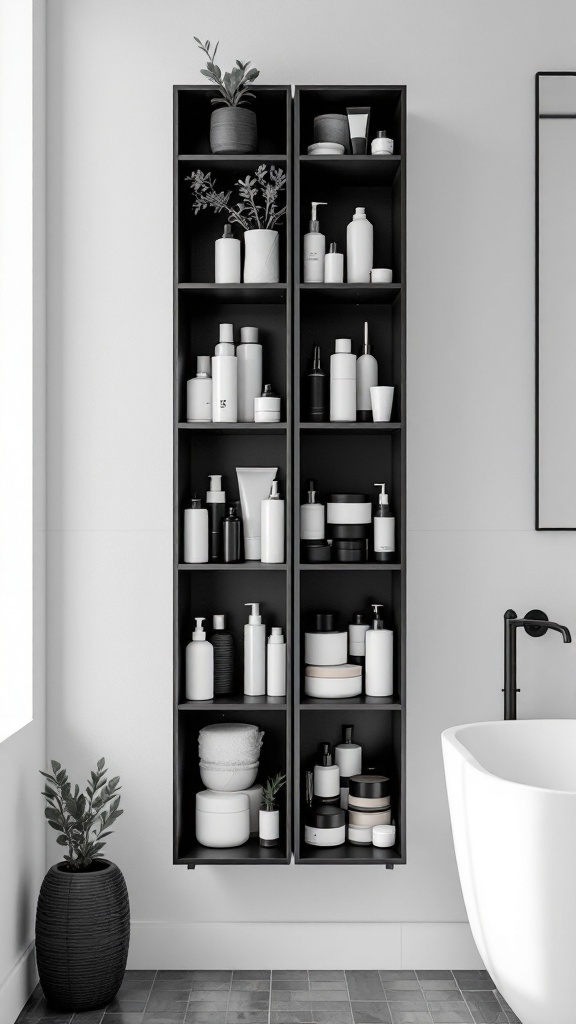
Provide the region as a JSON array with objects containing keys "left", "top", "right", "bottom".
[{"left": 536, "top": 72, "right": 576, "bottom": 529}]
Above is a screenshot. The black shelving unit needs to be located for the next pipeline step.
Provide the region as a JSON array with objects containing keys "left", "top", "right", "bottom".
[
  {"left": 293, "top": 87, "right": 406, "bottom": 866},
  {"left": 173, "top": 85, "right": 292, "bottom": 867}
]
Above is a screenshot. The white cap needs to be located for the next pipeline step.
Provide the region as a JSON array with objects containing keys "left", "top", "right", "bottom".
[
  {"left": 240, "top": 326, "right": 259, "bottom": 344},
  {"left": 245, "top": 603, "right": 261, "bottom": 624},
  {"left": 353, "top": 207, "right": 367, "bottom": 220},
  {"left": 219, "top": 323, "right": 234, "bottom": 343},
  {"left": 193, "top": 617, "right": 206, "bottom": 640},
  {"left": 268, "top": 627, "right": 284, "bottom": 643},
  {"left": 374, "top": 483, "right": 388, "bottom": 506},
  {"left": 335, "top": 338, "right": 352, "bottom": 353},
  {"left": 207, "top": 475, "right": 226, "bottom": 502},
  {"left": 268, "top": 480, "right": 281, "bottom": 499},
  {"left": 212, "top": 614, "right": 226, "bottom": 630}
]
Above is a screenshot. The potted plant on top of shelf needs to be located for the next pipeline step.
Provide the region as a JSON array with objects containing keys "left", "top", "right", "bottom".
[
  {"left": 259, "top": 772, "right": 286, "bottom": 847},
  {"left": 186, "top": 163, "right": 286, "bottom": 283},
  {"left": 35, "top": 757, "right": 129, "bottom": 1012},
  {"left": 195, "top": 37, "right": 260, "bottom": 155}
]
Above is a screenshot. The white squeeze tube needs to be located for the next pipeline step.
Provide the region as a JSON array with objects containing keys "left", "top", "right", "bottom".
[{"left": 236, "top": 467, "right": 278, "bottom": 560}]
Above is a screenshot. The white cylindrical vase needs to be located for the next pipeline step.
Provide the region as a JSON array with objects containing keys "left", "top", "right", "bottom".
[
  {"left": 244, "top": 230, "right": 280, "bottom": 284},
  {"left": 259, "top": 808, "right": 280, "bottom": 847}
]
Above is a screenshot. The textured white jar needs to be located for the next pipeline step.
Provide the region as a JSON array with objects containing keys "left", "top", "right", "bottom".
[
  {"left": 195, "top": 791, "right": 250, "bottom": 848},
  {"left": 243, "top": 229, "right": 279, "bottom": 284}
]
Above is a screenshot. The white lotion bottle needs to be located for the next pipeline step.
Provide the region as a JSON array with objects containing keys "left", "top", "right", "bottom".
[
  {"left": 244, "top": 602, "right": 266, "bottom": 696},
  {"left": 267, "top": 627, "right": 286, "bottom": 696},
  {"left": 330, "top": 338, "right": 357, "bottom": 421},
  {"left": 212, "top": 323, "right": 237, "bottom": 422},
  {"left": 237, "top": 326, "right": 262, "bottom": 422},
  {"left": 303, "top": 202, "right": 327, "bottom": 283},
  {"left": 187, "top": 356, "right": 212, "bottom": 422},
  {"left": 185, "top": 617, "right": 214, "bottom": 701},
  {"left": 215, "top": 224, "right": 241, "bottom": 283},
  {"left": 365, "top": 603, "right": 394, "bottom": 697},
  {"left": 324, "top": 242, "right": 344, "bottom": 284},
  {"left": 300, "top": 480, "right": 325, "bottom": 539},
  {"left": 374, "top": 483, "right": 395, "bottom": 562},
  {"left": 313, "top": 743, "right": 340, "bottom": 800},
  {"left": 261, "top": 480, "right": 284, "bottom": 563},
  {"left": 356, "top": 322, "right": 378, "bottom": 421},
  {"left": 347, "top": 207, "right": 373, "bottom": 283},
  {"left": 184, "top": 497, "right": 209, "bottom": 563}
]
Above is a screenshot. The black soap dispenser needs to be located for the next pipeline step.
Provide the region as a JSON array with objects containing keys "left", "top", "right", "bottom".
[{"left": 306, "top": 345, "right": 327, "bottom": 422}]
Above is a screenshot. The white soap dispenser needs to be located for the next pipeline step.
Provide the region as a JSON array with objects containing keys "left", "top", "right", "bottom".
[
  {"left": 303, "top": 202, "right": 327, "bottom": 283},
  {"left": 244, "top": 602, "right": 266, "bottom": 696},
  {"left": 212, "top": 323, "right": 237, "bottom": 422},
  {"left": 267, "top": 627, "right": 286, "bottom": 696},
  {"left": 185, "top": 617, "right": 214, "bottom": 701},
  {"left": 365, "top": 603, "right": 394, "bottom": 697},
  {"left": 313, "top": 742, "right": 340, "bottom": 801},
  {"left": 373, "top": 483, "right": 395, "bottom": 563},
  {"left": 346, "top": 207, "right": 373, "bottom": 283},
  {"left": 356, "top": 322, "right": 378, "bottom": 421},
  {"left": 300, "top": 479, "right": 325, "bottom": 540}
]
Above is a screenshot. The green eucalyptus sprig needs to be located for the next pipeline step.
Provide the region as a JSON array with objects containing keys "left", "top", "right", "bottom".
[
  {"left": 262, "top": 772, "right": 286, "bottom": 811},
  {"left": 186, "top": 164, "right": 286, "bottom": 231},
  {"left": 195, "top": 37, "right": 259, "bottom": 108},
  {"left": 40, "top": 758, "right": 123, "bottom": 871}
]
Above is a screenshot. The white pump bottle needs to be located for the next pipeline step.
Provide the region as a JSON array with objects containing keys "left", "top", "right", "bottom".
[
  {"left": 303, "top": 202, "right": 327, "bottom": 283},
  {"left": 365, "top": 603, "right": 394, "bottom": 697},
  {"left": 244, "top": 602, "right": 266, "bottom": 696},
  {"left": 185, "top": 618, "right": 214, "bottom": 701}
]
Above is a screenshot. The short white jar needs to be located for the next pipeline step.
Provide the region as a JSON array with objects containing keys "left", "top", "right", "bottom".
[
  {"left": 195, "top": 790, "right": 250, "bottom": 848},
  {"left": 254, "top": 385, "right": 281, "bottom": 423},
  {"left": 304, "top": 806, "right": 346, "bottom": 847},
  {"left": 373, "top": 823, "right": 396, "bottom": 848}
]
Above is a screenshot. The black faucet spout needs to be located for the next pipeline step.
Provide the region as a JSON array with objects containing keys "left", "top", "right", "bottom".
[{"left": 503, "top": 609, "right": 572, "bottom": 720}]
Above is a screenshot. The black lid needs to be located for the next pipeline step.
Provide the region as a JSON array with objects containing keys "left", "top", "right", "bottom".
[
  {"left": 352, "top": 613, "right": 366, "bottom": 625},
  {"left": 328, "top": 493, "right": 368, "bottom": 503},
  {"left": 306, "top": 805, "right": 346, "bottom": 829},
  {"left": 314, "top": 612, "right": 338, "bottom": 632},
  {"left": 342, "top": 725, "right": 354, "bottom": 744},
  {"left": 349, "top": 772, "right": 391, "bottom": 799},
  {"left": 377, "top": 130, "right": 387, "bottom": 138}
]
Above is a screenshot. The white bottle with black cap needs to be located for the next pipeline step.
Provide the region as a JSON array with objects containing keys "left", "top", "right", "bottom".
[
  {"left": 356, "top": 322, "right": 378, "bottom": 421},
  {"left": 185, "top": 618, "right": 214, "bottom": 701},
  {"left": 215, "top": 223, "right": 241, "bottom": 283},
  {"left": 365, "top": 603, "right": 394, "bottom": 697},
  {"left": 373, "top": 483, "right": 395, "bottom": 563},
  {"left": 267, "top": 627, "right": 286, "bottom": 696},
  {"left": 212, "top": 323, "right": 237, "bottom": 422},
  {"left": 187, "top": 356, "right": 212, "bottom": 422},
  {"left": 184, "top": 496, "right": 209, "bottom": 563},
  {"left": 237, "top": 326, "right": 262, "bottom": 422},
  {"left": 335, "top": 725, "right": 363, "bottom": 810},
  {"left": 300, "top": 480, "right": 325, "bottom": 540},
  {"left": 244, "top": 602, "right": 266, "bottom": 696},
  {"left": 261, "top": 480, "right": 284, "bottom": 563},
  {"left": 313, "top": 742, "right": 340, "bottom": 801},
  {"left": 330, "top": 338, "right": 356, "bottom": 421},
  {"left": 348, "top": 612, "right": 370, "bottom": 665},
  {"left": 347, "top": 207, "right": 373, "bottom": 284},
  {"left": 206, "top": 475, "right": 226, "bottom": 562},
  {"left": 303, "top": 201, "right": 327, "bottom": 283}
]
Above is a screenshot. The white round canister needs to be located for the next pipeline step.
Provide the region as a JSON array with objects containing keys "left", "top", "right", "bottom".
[{"left": 195, "top": 790, "right": 250, "bottom": 848}]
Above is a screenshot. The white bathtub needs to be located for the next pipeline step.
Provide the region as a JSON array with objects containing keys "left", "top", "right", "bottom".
[{"left": 442, "top": 720, "right": 576, "bottom": 1024}]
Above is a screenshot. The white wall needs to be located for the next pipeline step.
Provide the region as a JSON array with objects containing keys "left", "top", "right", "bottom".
[
  {"left": 0, "top": 1, "right": 46, "bottom": 1019},
  {"left": 45, "top": 0, "right": 576, "bottom": 968}
]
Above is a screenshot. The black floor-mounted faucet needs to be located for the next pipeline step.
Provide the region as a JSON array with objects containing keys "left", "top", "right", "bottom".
[{"left": 503, "top": 609, "right": 572, "bottom": 720}]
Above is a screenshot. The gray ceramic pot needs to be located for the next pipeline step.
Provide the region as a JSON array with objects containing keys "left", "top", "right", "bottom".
[{"left": 210, "top": 107, "right": 257, "bottom": 154}]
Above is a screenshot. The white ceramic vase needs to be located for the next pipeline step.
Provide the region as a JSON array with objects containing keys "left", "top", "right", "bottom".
[
  {"left": 259, "top": 808, "right": 280, "bottom": 846},
  {"left": 244, "top": 229, "right": 279, "bottom": 284}
]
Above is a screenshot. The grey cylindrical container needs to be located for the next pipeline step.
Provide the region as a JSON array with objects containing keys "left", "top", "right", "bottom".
[
  {"left": 209, "top": 614, "right": 235, "bottom": 695},
  {"left": 222, "top": 505, "right": 241, "bottom": 563}
]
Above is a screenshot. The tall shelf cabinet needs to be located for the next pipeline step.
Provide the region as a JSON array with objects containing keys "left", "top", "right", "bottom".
[{"left": 173, "top": 85, "right": 406, "bottom": 867}]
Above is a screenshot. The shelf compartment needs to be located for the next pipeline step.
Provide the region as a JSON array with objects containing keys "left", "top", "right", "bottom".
[
  {"left": 299, "top": 154, "right": 401, "bottom": 186},
  {"left": 295, "top": 86, "right": 404, "bottom": 158},
  {"left": 179, "top": 695, "right": 287, "bottom": 710},
  {"left": 296, "top": 843, "right": 403, "bottom": 866},
  {"left": 176, "top": 836, "right": 290, "bottom": 866},
  {"left": 177, "top": 85, "right": 290, "bottom": 156}
]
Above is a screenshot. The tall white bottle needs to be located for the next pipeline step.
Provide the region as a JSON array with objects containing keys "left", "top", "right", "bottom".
[
  {"left": 330, "top": 339, "right": 357, "bottom": 422},
  {"left": 267, "top": 627, "right": 286, "bottom": 696},
  {"left": 303, "top": 202, "right": 327, "bottom": 283},
  {"left": 185, "top": 618, "right": 214, "bottom": 701},
  {"left": 373, "top": 483, "right": 395, "bottom": 563},
  {"left": 212, "top": 323, "right": 237, "bottom": 422},
  {"left": 346, "top": 207, "right": 373, "bottom": 283},
  {"left": 184, "top": 497, "right": 209, "bottom": 563},
  {"left": 261, "top": 480, "right": 284, "bottom": 563},
  {"left": 215, "top": 224, "right": 241, "bottom": 283},
  {"left": 365, "top": 603, "right": 394, "bottom": 697},
  {"left": 187, "top": 356, "right": 212, "bottom": 422},
  {"left": 237, "top": 326, "right": 262, "bottom": 422},
  {"left": 244, "top": 602, "right": 266, "bottom": 696},
  {"left": 356, "top": 322, "right": 378, "bottom": 421}
]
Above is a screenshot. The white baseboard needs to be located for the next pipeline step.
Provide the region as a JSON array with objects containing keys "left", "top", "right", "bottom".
[
  {"left": 0, "top": 941, "right": 38, "bottom": 1024},
  {"left": 128, "top": 922, "right": 483, "bottom": 970}
]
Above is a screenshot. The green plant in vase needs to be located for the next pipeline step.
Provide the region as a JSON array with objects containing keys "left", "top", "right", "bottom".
[
  {"left": 259, "top": 772, "right": 286, "bottom": 848},
  {"left": 195, "top": 37, "right": 260, "bottom": 154}
]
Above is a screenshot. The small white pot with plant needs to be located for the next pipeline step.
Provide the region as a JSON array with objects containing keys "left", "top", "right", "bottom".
[
  {"left": 186, "top": 164, "right": 286, "bottom": 284},
  {"left": 259, "top": 772, "right": 286, "bottom": 847},
  {"left": 195, "top": 37, "right": 260, "bottom": 155}
]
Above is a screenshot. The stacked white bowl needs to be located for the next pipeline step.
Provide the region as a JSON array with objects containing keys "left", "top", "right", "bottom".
[{"left": 198, "top": 722, "right": 264, "bottom": 792}]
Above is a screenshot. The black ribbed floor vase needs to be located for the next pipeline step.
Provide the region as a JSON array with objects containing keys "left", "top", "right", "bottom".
[{"left": 35, "top": 860, "right": 130, "bottom": 1011}]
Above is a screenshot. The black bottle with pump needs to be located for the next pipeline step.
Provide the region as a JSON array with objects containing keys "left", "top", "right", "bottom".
[
  {"left": 306, "top": 345, "right": 327, "bottom": 422},
  {"left": 221, "top": 505, "right": 241, "bottom": 563}
]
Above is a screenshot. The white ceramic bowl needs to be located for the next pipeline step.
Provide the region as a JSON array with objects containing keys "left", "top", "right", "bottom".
[
  {"left": 304, "top": 666, "right": 362, "bottom": 699},
  {"left": 307, "top": 142, "right": 345, "bottom": 156},
  {"left": 199, "top": 763, "right": 258, "bottom": 792}
]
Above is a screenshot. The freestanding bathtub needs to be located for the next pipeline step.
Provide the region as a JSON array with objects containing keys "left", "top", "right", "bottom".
[{"left": 442, "top": 720, "right": 576, "bottom": 1024}]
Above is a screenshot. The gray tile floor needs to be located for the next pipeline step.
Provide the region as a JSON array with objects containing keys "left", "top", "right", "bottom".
[{"left": 16, "top": 969, "right": 522, "bottom": 1024}]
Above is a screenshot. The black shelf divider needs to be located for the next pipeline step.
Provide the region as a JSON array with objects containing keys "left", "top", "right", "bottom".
[
  {"left": 294, "top": 85, "right": 407, "bottom": 866},
  {"left": 174, "top": 86, "right": 293, "bottom": 867}
]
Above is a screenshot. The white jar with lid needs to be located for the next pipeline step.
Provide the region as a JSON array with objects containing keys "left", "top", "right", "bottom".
[
  {"left": 195, "top": 790, "right": 250, "bottom": 848},
  {"left": 373, "top": 823, "right": 396, "bottom": 848}
]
